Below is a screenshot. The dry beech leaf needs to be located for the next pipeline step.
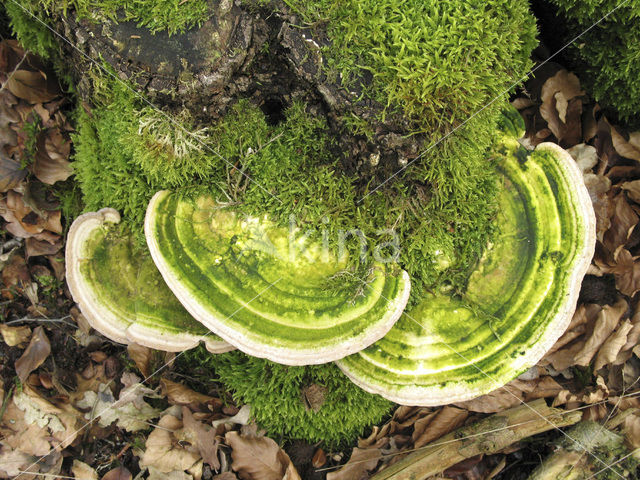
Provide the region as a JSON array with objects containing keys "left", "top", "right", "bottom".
[
  {"left": 622, "top": 414, "right": 640, "bottom": 449},
  {"left": 6, "top": 69, "right": 60, "bottom": 104},
  {"left": 161, "top": 377, "right": 217, "bottom": 406},
  {"left": 72, "top": 460, "right": 98, "bottom": 480},
  {"left": 225, "top": 431, "right": 301, "bottom": 480},
  {"left": 411, "top": 406, "right": 468, "bottom": 448},
  {"left": 603, "top": 193, "right": 638, "bottom": 252},
  {"left": 32, "top": 129, "right": 72, "bottom": 185},
  {"left": 583, "top": 173, "right": 611, "bottom": 241},
  {"left": 141, "top": 414, "right": 201, "bottom": 473},
  {"left": 25, "top": 236, "right": 62, "bottom": 257},
  {"left": 0, "top": 151, "right": 27, "bottom": 192},
  {"left": 594, "top": 320, "right": 634, "bottom": 371},
  {"left": 568, "top": 143, "right": 598, "bottom": 174},
  {"left": 576, "top": 299, "right": 627, "bottom": 366},
  {"left": 622, "top": 180, "right": 640, "bottom": 205},
  {"left": 611, "top": 128, "right": 640, "bottom": 162},
  {"left": 326, "top": 447, "right": 381, "bottom": 480},
  {"left": 455, "top": 377, "right": 563, "bottom": 414},
  {"left": 181, "top": 406, "right": 220, "bottom": 470},
  {"left": 128, "top": 343, "right": 153, "bottom": 378},
  {"left": 0, "top": 323, "right": 31, "bottom": 346},
  {"left": 101, "top": 466, "right": 132, "bottom": 480},
  {"left": 213, "top": 473, "right": 238, "bottom": 480},
  {"left": 15, "top": 326, "right": 51, "bottom": 382}
]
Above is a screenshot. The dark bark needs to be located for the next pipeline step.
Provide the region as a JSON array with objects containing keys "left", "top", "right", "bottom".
[{"left": 47, "top": 0, "right": 425, "bottom": 177}]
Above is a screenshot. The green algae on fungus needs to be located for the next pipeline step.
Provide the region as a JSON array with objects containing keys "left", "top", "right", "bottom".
[
  {"left": 337, "top": 135, "right": 596, "bottom": 405},
  {"left": 66, "top": 208, "right": 232, "bottom": 353},
  {"left": 145, "top": 192, "right": 411, "bottom": 365}
]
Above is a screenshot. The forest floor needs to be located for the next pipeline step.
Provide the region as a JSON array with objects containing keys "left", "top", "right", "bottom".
[{"left": 1, "top": 36, "right": 640, "bottom": 480}]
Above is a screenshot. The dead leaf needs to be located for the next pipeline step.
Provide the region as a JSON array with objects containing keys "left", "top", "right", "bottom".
[
  {"left": 213, "top": 473, "right": 238, "bottom": 480},
  {"left": 212, "top": 405, "right": 252, "bottom": 429},
  {"left": 225, "top": 431, "right": 301, "bottom": 480},
  {"left": 583, "top": 174, "right": 612, "bottom": 241},
  {"left": 72, "top": 460, "right": 98, "bottom": 480},
  {"left": 540, "top": 70, "right": 585, "bottom": 146},
  {"left": 6, "top": 70, "right": 60, "bottom": 104},
  {"left": 611, "top": 128, "right": 640, "bottom": 162},
  {"left": 326, "top": 447, "right": 381, "bottom": 480},
  {"left": 101, "top": 466, "right": 132, "bottom": 480},
  {"left": 141, "top": 414, "right": 201, "bottom": 473},
  {"left": 301, "top": 384, "right": 327, "bottom": 412},
  {"left": 622, "top": 413, "right": 640, "bottom": 449},
  {"left": 15, "top": 326, "right": 50, "bottom": 382},
  {"left": 622, "top": 180, "right": 640, "bottom": 205},
  {"left": 411, "top": 406, "right": 468, "bottom": 448},
  {"left": 32, "top": 129, "right": 72, "bottom": 184},
  {"left": 0, "top": 324, "right": 31, "bottom": 346},
  {"left": 161, "top": 378, "right": 217, "bottom": 406},
  {"left": 0, "top": 152, "right": 27, "bottom": 192},
  {"left": 181, "top": 406, "right": 220, "bottom": 470},
  {"left": 568, "top": 143, "right": 598, "bottom": 174},
  {"left": 75, "top": 375, "right": 162, "bottom": 432},
  {"left": 576, "top": 299, "right": 627, "bottom": 366},
  {"left": 603, "top": 193, "right": 638, "bottom": 253},
  {"left": 128, "top": 343, "right": 153, "bottom": 378},
  {"left": 594, "top": 320, "right": 634, "bottom": 371}
]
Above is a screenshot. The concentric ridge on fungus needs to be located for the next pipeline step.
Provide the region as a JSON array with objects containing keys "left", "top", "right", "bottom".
[
  {"left": 144, "top": 193, "right": 411, "bottom": 365},
  {"left": 66, "top": 208, "right": 233, "bottom": 353},
  {"left": 336, "top": 139, "right": 596, "bottom": 406}
]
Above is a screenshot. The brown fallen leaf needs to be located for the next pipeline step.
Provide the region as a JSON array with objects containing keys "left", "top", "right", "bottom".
[
  {"left": 412, "top": 406, "right": 468, "bottom": 448},
  {"left": 181, "top": 406, "right": 220, "bottom": 470},
  {"left": 212, "top": 473, "right": 238, "bottom": 480},
  {"left": 326, "top": 447, "right": 381, "bottom": 480},
  {"left": 141, "top": 414, "right": 201, "bottom": 473},
  {"left": 455, "top": 376, "right": 563, "bottom": 414},
  {"left": 101, "top": 466, "right": 132, "bottom": 480},
  {"left": 540, "top": 70, "right": 585, "bottom": 146},
  {"left": 14, "top": 326, "right": 51, "bottom": 382},
  {"left": 71, "top": 459, "right": 98, "bottom": 480},
  {"left": 225, "top": 431, "right": 301, "bottom": 480},
  {"left": 611, "top": 128, "right": 640, "bottom": 162},
  {"left": 594, "top": 320, "right": 634, "bottom": 371},
  {"left": 6, "top": 69, "right": 60, "bottom": 104},
  {"left": 0, "top": 323, "right": 31, "bottom": 346},
  {"left": 128, "top": 343, "right": 153, "bottom": 378},
  {"left": 161, "top": 378, "right": 218, "bottom": 406},
  {"left": 0, "top": 151, "right": 27, "bottom": 192},
  {"left": 576, "top": 299, "right": 628, "bottom": 367},
  {"left": 622, "top": 180, "right": 640, "bottom": 205},
  {"left": 32, "top": 129, "right": 72, "bottom": 185},
  {"left": 583, "top": 174, "right": 612, "bottom": 241},
  {"left": 622, "top": 413, "right": 640, "bottom": 449},
  {"left": 603, "top": 193, "right": 638, "bottom": 253}
]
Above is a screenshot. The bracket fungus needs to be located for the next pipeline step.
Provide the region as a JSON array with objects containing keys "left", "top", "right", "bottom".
[
  {"left": 144, "top": 191, "right": 411, "bottom": 365},
  {"left": 66, "top": 208, "right": 233, "bottom": 353},
  {"left": 336, "top": 131, "right": 596, "bottom": 405}
]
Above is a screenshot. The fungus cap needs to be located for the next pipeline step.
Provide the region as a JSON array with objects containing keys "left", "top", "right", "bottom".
[
  {"left": 144, "top": 193, "right": 411, "bottom": 365},
  {"left": 337, "top": 139, "right": 596, "bottom": 405},
  {"left": 66, "top": 208, "right": 232, "bottom": 353}
]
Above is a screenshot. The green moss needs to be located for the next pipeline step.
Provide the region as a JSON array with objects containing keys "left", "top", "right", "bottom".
[
  {"left": 72, "top": 72, "right": 500, "bottom": 304},
  {"left": 179, "top": 348, "right": 393, "bottom": 447},
  {"left": 14, "top": 0, "right": 211, "bottom": 35},
  {"left": 549, "top": 0, "right": 640, "bottom": 125},
  {"left": 279, "top": 0, "right": 537, "bottom": 136},
  {"left": 4, "top": 1, "right": 58, "bottom": 59}
]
